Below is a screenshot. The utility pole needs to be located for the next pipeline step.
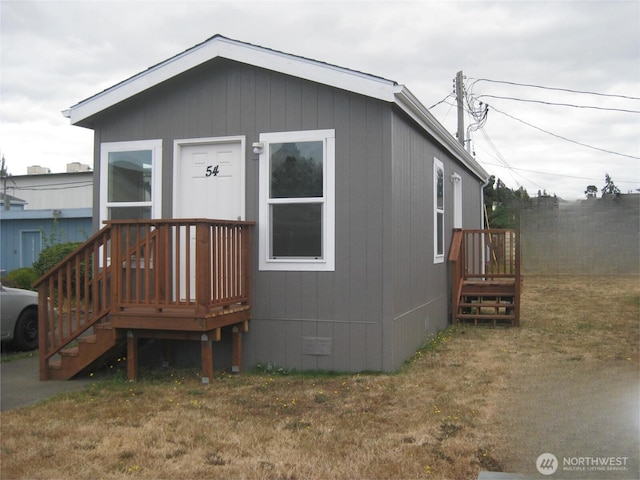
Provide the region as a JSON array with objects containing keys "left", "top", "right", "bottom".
[
  {"left": 455, "top": 71, "right": 465, "bottom": 148},
  {"left": 1, "top": 155, "right": 8, "bottom": 211}
]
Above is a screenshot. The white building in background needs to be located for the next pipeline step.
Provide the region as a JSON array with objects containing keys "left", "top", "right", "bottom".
[
  {"left": 26, "top": 165, "right": 51, "bottom": 175},
  {"left": 7, "top": 164, "right": 93, "bottom": 210},
  {"left": 1, "top": 163, "right": 94, "bottom": 272}
]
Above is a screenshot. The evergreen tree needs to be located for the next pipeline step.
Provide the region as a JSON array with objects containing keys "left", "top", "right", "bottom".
[{"left": 483, "top": 176, "right": 530, "bottom": 229}]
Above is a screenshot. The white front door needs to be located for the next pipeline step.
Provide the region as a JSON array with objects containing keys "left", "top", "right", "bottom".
[
  {"left": 173, "top": 137, "right": 246, "bottom": 299},
  {"left": 174, "top": 137, "right": 245, "bottom": 220}
]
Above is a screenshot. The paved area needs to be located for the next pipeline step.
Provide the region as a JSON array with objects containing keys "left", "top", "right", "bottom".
[
  {"left": 495, "top": 360, "right": 640, "bottom": 480},
  {"left": 0, "top": 355, "right": 94, "bottom": 411}
]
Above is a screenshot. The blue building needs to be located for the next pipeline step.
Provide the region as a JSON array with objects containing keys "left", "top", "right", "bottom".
[{"left": 0, "top": 169, "right": 93, "bottom": 274}]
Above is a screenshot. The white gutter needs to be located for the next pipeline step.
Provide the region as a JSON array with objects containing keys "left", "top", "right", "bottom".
[{"left": 393, "top": 85, "right": 489, "bottom": 182}]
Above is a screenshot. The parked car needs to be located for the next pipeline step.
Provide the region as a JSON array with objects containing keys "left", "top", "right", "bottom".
[{"left": 0, "top": 283, "right": 39, "bottom": 351}]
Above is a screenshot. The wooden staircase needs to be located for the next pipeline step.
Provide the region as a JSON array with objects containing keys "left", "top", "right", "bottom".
[
  {"left": 48, "top": 322, "right": 123, "bottom": 380},
  {"left": 449, "top": 229, "right": 521, "bottom": 327},
  {"left": 35, "top": 219, "right": 254, "bottom": 382}
]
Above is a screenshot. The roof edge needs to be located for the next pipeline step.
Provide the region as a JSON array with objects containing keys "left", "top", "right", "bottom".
[
  {"left": 65, "top": 35, "right": 398, "bottom": 125},
  {"left": 0, "top": 207, "right": 93, "bottom": 220},
  {"left": 393, "top": 86, "right": 489, "bottom": 181}
]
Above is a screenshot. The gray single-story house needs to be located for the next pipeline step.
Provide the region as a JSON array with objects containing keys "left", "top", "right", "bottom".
[{"left": 53, "top": 34, "right": 489, "bottom": 375}]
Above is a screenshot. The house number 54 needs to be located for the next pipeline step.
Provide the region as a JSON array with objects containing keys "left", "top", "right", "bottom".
[{"left": 205, "top": 165, "right": 220, "bottom": 177}]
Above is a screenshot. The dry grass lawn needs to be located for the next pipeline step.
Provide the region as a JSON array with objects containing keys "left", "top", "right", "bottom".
[{"left": 1, "top": 275, "right": 638, "bottom": 479}]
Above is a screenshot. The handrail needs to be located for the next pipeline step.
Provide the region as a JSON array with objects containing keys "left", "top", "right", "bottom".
[
  {"left": 37, "top": 225, "right": 113, "bottom": 379},
  {"left": 449, "top": 229, "right": 465, "bottom": 323},
  {"left": 37, "top": 218, "right": 254, "bottom": 380},
  {"left": 458, "top": 229, "right": 518, "bottom": 278}
]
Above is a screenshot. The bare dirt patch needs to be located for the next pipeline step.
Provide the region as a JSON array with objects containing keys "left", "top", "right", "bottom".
[{"left": 1, "top": 275, "right": 638, "bottom": 479}]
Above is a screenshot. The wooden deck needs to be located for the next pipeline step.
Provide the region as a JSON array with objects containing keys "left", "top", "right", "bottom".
[
  {"left": 449, "top": 229, "right": 521, "bottom": 327},
  {"left": 34, "top": 219, "right": 254, "bottom": 383}
]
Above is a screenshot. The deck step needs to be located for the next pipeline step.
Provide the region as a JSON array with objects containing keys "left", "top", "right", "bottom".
[
  {"left": 457, "top": 318, "right": 516, "bottom": 327},
  {"left": 60, "top": 347, "right": 79, "bottom": 357},
  {"left": 46, "top": 325, "right": 122, "bottom": 380},
  {"left": 94, "top": 322, "right": 114, "bottom": 331},
  {"left": 459, "top": 303, "right": 513, "bottom": 309},
  {"left": 457, "top": 313, "right": 516, "bottom": 320},
  {"left": 461, "top": 289, "right": 515, "bottom": 297}
]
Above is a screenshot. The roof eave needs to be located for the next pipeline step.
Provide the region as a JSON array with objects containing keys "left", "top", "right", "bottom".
[
  {"left": 64, "top": 36, "right": 397, "bottom": 125},
  {"left": 393, "top": 85, "right": 489, "bottom": 182}
]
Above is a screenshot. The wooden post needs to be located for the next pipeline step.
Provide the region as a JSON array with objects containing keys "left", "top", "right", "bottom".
[
  {"left": 38, "top": 284, "right": 49, "bottom": 380},
  {"left": 243, "top": 225, "right": 253, "bottom": 305},
  {"left": 195, "top": 222, "right": 211, "bottom": 314},
  {"left": 200, "top": 333, "right": 214, "bottom": 384},
  {"left": 110, "top": 224, "right": 121, "bottom": 310},
  {"left": 231, "top": 326, "right": 242, "bottom": 373},
  {"left": 127, "top": 331, "right": 138, "bottom": 381}
]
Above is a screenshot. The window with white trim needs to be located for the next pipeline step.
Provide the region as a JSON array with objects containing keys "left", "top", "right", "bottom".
[
  {"left": 434, "top": 157, "right": 445, "bottom": 263},
  {"left": 258, "top": 129, "right": 335, "bottom": 271},
  {"left": 99, "top": 140, "right": 163, "bottom": 224}
]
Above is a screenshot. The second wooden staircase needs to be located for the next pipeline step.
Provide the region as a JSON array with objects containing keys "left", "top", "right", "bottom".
[{"left": 449, "top": 229, "right": 521, "bottom": 327}]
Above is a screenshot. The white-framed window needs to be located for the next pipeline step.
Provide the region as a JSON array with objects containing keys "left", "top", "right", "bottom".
[
  {"left": 99, "top": 140, "right": 163, "bottom": 225},
  {"left": 258, "top": 129, "right": 335, "bottom": 271},
  {"left": 434, "top": 157, "right": 445, "bottom": 263}
]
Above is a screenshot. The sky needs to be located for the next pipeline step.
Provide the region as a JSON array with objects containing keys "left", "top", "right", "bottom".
[{"left": 1, "top": 0, "right": 639, "bottom": 201}]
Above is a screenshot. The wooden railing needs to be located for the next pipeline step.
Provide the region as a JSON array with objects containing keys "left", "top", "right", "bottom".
[
  {"left": 449, "top": 229, "right": 466, "bottom": 319},
  {"left": 450, "top": 229, "right": 520, "bottom": 280},
  {"left": 108, "top": 219, "right": 254, "bottom": 313},
  {"left": 449, "top": 229, "right": 521, "bottom": 320},
  {"left": 36, "top": 225, "right": 113, "bottom": 378},
  {"left": 35, "top": 219, "right": 254, "bottom": 376}
]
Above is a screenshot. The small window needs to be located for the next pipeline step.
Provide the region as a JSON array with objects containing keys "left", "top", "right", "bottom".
[
  {"left": 100, "top": 140, "right": 162, "bottom": 225},
  {"left": 259, "top": 130, "right": 335, "bottom": 271},
  {"left": 434, "top": 158, "right": 445, "bottom": 263}
]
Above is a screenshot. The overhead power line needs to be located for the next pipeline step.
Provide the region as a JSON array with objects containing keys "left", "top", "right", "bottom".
[
  {"left": 437, "top": 94, "right": 639, "bottom": 162},
  {"left": 475, "top": 94, "right": 640, "bottom": 114},
  {"left": 428, "top": 93, "right": 455, "bottom": 110},
  {"left": 469, "top": 78, "right": 640, "bottom": 101},
  {"left": 489, "top": 105, "right": 640, "bottom": 160},
  {"left": 11, "top": 181, "right": 93, "bottom": 191},
  {"left": 475, "top": 127, "right": 552, "bottom": 191},
  {"left": 480, "top": 160, "right": 640, "bottom": 184}
]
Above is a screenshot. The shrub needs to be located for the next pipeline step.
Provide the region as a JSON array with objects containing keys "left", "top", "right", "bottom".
[
  {"left": 32, "top": 242, "right": 83, "bottom": 276},
  {"left": 2, "top": 268, "right": 39, "bottom": 290}
]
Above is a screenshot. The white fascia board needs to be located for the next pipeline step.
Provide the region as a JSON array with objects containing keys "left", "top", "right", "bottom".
[
  {"left": 218, "top": 39, "right": 397, "bottom": 101},
  {"left": 0, "top": 208, "right": 92, "bottom": 220},
  {"left": 393, "top": 85, "right": 489, "bottom": 182},
  {"left": 66, "top": 37, "right": 397, "bottom": 125}
]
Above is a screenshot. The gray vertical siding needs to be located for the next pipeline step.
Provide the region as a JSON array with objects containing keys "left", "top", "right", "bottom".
[
  {"left": 460, "top": 168, "right": 485, "bottom": 230},
  {"left": 87, "top": 58, "right": 482, "bottom": 373},
  {"left": 386, "top": 110, "right": 483, "bottom": 370},
  {"left": 247, "top": 83, "right": 390, "bottom": 373},
  {"left": 388, "top": 111, "right": 446, "bottom": 370}
]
